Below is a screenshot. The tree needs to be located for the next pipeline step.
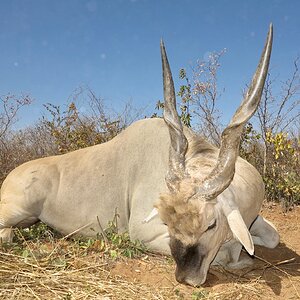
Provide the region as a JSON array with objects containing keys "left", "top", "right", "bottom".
[
  {"left": 0, "top": 93, "right": 32, "bottom": 138},
  {"left": 176, "top": 52, "right": 300, "bottom": 208},
  {"left": 0, "top": 87, "right": 142, "bottom": 185},
  {"left": 177, "top": 50, "right": 226, "bottom": 146},
  {"left": 256, "top": 57, "right": 300, "bottom": 175},
  {"left": 0, "top": 94, "right": 33, "bottom": 183}
]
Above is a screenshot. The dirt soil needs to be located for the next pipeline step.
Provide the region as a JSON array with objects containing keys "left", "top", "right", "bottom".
[
  {"left": 110, "top": 203, "right": 300, "bottom": 299},
  {"left": 0, "top": 203, "right": 299, "bottom": 299}
]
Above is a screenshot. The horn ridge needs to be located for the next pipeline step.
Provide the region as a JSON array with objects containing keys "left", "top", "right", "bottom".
[
  {"left": 161, "top": 40, "right": 188, "bottom": 191},
  {"left": 160, "top": 40, "right": 182, "bottom": 137},
  {"left": 197, "top": 24, "right": 273, "bottom": 200}
]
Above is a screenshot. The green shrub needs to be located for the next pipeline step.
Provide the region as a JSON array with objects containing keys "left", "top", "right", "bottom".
[
  {"left": 264, "top": 132, "right": 300, "bottom": 209},
  {"left": 43, "top": 102, "right": 123, "bottom": 154}
]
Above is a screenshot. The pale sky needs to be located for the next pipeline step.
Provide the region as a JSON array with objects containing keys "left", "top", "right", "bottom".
[{"left": 1, "top": 0, "right": 299, "bottom": 127}]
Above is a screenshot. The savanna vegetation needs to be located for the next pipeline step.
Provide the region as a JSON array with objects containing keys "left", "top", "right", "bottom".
[
  {"left": 0, "top": 52, "right": 299, "bottom": 299},
  {"left": 174, "top": 52, "right": 300, "bottom": 210},
  {"left": 1, "top": 53, "right": 299, "bottom": 209}
]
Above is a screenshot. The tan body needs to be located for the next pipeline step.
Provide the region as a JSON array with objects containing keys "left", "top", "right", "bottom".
[
  {"left": 0, "top": 118, "right": 277, "bottom": 256},
  {"left": 0, "top": 119, "right": 169, "bottom": 251}
]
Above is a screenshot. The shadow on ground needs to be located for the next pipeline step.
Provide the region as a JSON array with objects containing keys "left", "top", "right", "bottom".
[{"left": 204, "top": 242, "right": 300, "bottom": 296}]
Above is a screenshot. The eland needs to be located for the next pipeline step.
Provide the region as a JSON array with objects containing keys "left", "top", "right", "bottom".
[{"left": 0, "top": 24, "right": 279, "bottom": 286}]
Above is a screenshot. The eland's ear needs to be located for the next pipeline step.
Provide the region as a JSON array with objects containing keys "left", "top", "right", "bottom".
[
  {"left": 226, "top": 209, "right": 254, "bottom": 255},
  {"left": 142, "top": 208, "right": 159, "bottom": 223},
  {"left": 218, "top": 192, "right": 254, "bottom": 255}
]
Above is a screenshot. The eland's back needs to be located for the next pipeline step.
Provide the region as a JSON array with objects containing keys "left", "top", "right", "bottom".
[{"left": 0, "top": 118, "right": 170, "bottom": 245}]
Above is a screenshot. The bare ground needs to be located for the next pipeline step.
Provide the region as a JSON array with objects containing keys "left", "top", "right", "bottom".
[
  {"left": 0, "top": 203, "right": 299, "bottom": 299},
  {"left": 110, "top": 203, "right": 300, "bottom": 299}
]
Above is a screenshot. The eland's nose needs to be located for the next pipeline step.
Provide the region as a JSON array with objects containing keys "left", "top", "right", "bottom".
[
  {"left": 175, "top": 268, "right": 188, "bottom": 284},
  {"left": 175, "top": 271, "right": 204, "bottom": 287},
  {"left": 175, "top": 272, "right": 186, "bottom": 284},
  {"left": 175, "top": 271, "right": 196, "bottom": 286}
]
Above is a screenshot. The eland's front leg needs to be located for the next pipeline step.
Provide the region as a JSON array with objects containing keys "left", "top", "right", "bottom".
[{"left": 0, "top": 198, "right": 39, "bottom": 243}]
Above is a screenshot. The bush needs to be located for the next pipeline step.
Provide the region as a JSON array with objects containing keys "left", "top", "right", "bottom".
[
  {"left": 43, "top": 102, "right": 124, "bottom": 154},
  {"left": 264, "top": 132, "right": 300, "bottom": 209},
  {"left": 175, "top": 53, "right": 300, "bottom": 209},
  {"left": 0, "top": 89, "right": 139, "bottom": 186}
]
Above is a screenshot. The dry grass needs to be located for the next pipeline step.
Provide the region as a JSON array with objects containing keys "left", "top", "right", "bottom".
[
  {"left": 0, "top": 221, "right": 299, "bottom": 300},
  {"left": 0, "top": 237, "right": 172, "bottom": 300},
  {"left": 0, "top": 250, "right": 165, "bottom": 299},
  {"left": 0, "top": 226, "right": 189, "bottom": 300}
]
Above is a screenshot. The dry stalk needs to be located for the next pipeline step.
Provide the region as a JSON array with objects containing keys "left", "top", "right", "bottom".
[
  {"left": 97, "top": 215, "right": 109, "bottom": 243},
  {"left": 14, "top": 228, "right": 40, "bottom": 267},
  {"left": 0, "top": 242, "right": 183, "bottom": 300}
]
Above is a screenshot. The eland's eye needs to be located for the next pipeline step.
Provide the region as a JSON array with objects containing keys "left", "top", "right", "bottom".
[{"left": 206, "top": 220, "right": 217, "bottom": 231}]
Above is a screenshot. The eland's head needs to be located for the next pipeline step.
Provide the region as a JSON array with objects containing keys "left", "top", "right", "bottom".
[{"left": 155, "top": 24, "right": 273, "bottom": 286}]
